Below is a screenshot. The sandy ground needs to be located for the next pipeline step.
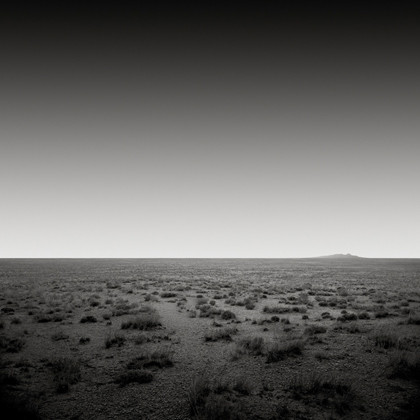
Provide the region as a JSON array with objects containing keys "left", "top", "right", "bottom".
[{"left": 1, "top": 258, "right": 420, "bottom": 419}]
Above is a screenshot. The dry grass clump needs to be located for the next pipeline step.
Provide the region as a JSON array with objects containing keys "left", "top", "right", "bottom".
[
  {"left": 388, "top": 351, "right": 420, "bottom": 381},
  {"left": 231, "top": 336, "right": 265, "bottom": 360},
  {"left": 115, "top": 369, "right": 154, "bottom": 386},
  {"left": 304, "top": 325, "right": 327, "bottom": 335},
  {"left": 266, "top": 339, "right": 305, "bottom": 363},
  {"left": 336, "top": 312, "right": 358, "bottom": 322},
  {"left": 263, "top": 305, "right": 307, "bottom": 314},
  {"left": 290, "top": 372, "right": 357, "bottom": 415},
  {"left": 127, "top": 347, "right": 174, "bottom": 370},
  {"left": 50, "top": 357, "right": 81, "bottom": 393},
  {"left": 79, "top": 315, "right": 97, "bottom": 323},
  {"left": 160, "top": 292, "right": 177, "bottom": 298},
  {"left": 188, "top": 375, "right": 249, "bottom": 420},
  {"left": 105, "top": 332, "right": 126, "bottom": 349},
  {"left": 111, "top": 300, "right": 139, "bottom": 316},
  {"left": 51, "top": 331, "right": 69, "bottom": 341},
  {"left": 407, "top": 314, "right": 420, "bottom": 325},
  {"left": 121, "top": 313, "right": 161, "bottom": 330},
  {"left": 144, "top": 293, "right": 159, "bottom": 302},
  {"left": 0, "top": 335, "right": 25, "bottom": 353},
  {"left": 263, "top": 305, "right": 291, "bottom": 314},
  {"left": 204, "top": 326, "right": 238, "bottom": 342},
  {"left": 373, "top": 331, "right": 407, "bottom": 350},
  {"left": 221, "top": 310, "right": 236, "bottom": 320}
]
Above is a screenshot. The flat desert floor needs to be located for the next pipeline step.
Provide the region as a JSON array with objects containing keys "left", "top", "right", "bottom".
[{"left": 1, "top": 258, "right": 419, "bottom": 419}]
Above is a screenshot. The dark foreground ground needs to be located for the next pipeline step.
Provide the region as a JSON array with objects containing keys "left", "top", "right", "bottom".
[{"left": 1, "top": 258, "right": 419, "bottom": 419}]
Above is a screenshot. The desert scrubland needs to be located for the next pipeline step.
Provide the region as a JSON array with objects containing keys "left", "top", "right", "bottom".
[{"left": 1, "top": 258, "right": 419, "bottom": 419}]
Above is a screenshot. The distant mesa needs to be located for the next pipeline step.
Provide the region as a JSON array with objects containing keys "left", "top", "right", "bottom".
[{"left": 316, "top": 253, "right": 362, "bottom": 259}]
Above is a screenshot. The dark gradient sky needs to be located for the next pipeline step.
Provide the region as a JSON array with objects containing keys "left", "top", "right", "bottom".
[{"left": 1, "top": 5, "right": 419, "bottom": 257}]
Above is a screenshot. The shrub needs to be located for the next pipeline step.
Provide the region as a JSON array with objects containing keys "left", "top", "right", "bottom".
[
  {"left": 80, "top": 315, "right": 97, "bottom": 323},
  {"left": 221, "top": 310, "right": 236, "bottom": 320},
  {"left": 51, "top": 331, "right": 69, "bottom": 341},
  {"left": 263, "top": 306, "right": 290, "bottom": 314},
  {"left": 374, "top": 333, "right": 403, "bottom": 349},
  {"left": 231, "top": 336, "right": 265, "bottom": 360},
  {"left": 204, "top": 326, "right": 238, "bottom": 342},
  {"left": 115, "top": 369, "right": 153, "bottom": 386},
  {"left": 407, "top": 314, "right": 420, "bottom": 325},
  {"left": 134, "top": 333, "right": 148, "bottom": 345},
  {"left": 304, "top": 325, "right": 327, "bottom": 335},
  {"left": 79, "top": 336, "right": 90, "bottom": 344},
  {"left": 160, "top": 292, "right": 177, "bottom": 298},
  {"left": 127, "top": 347, "right": 173, "bottom": 370},
  {"left": 290, "top": 372, "right": 356, "bottom": 415},
  {"left": 105, "top": 332, "right": 126, "bottom": 349},
  {"left": 0, "top": 336, "right": 25, "bottom": 353},
  {"left": 388, "top": 351, "right": 420, "bottom": 381},
  {"left": 337, "top": 313, "right": 358, "bottom": 322},
  {"left": 121, "top": 313, "right": 161, "bottom": 330},
  {"left": 266, "top": 340, "right": 304, "bottom": 363},
  {"left": 188, "top": 376, "right": 248, "bottom": 419},
  {"left": 50, "top": 358, "right": 81, "bottom": 393}
]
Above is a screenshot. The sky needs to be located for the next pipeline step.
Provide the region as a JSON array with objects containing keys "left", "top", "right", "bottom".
[{"left": 1, "top": 4, "right": 420, "bottom": 258}]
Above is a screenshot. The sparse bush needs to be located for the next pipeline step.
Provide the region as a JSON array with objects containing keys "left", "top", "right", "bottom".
[
  {"left": 115, "top": 369, "right": 153, "bottom": 386},
  {"left": 134, "top": 333, "right": 148, "bottom": 345},
  {"left": 266, "top": 339, "right": 304, "bottom": 363},
  {"left": 304, "top": 325, "right": 327, "bottom": 335},
  {"left": 105, "top": 332, "right": 126, "bottom": 348},
  {"left": 79, "top": 336, "right": 90, "bottom": 344},
  {"left": 127, "top": 347, "right": 173, "bottom": 370},
  {"left": 221, "top": 310, "right": 236, "bottom": 320},
  {"left": 188, "top": 376, "right": 248, "bottom": 419},
  {"left": 357, "top": 311, "right": 370, "bottom": 320},
  {"left": 263, "top": 306, "right": 290, "bottom": 314},
  {"left": 290, "top": 372, "right": 356, "bottom": 415},
  {"left": 231, "top": 336, "right": 265, "bottom": 360},
  {"left": 121, "top": 313, "right": 161, "bottom": 330},
  {"left": 80, "top": 315, "right": 97, "bottom": 323},
  {"left": 388, "top": 351, "right": 420, "bottom": 381},
  {"left": 374, "top": 310, "right": 389, "bottom": 319},
  {"left": 407, "top": 314, "right": 420, "bottom": 325},
  {"left": 160, "top": 292, "right": 177, "bottom": 298},
  {"left": 204, "top": 326, "right": 238, "bottom": 342},
  {"left": 337, "top": 313, "right": 358, "bottom": 322},
  {"left": 374, "top": 333, "right": 403, "bottom": 349},
  {"left": 50, "top": 357, "right": 81, "bottom": 393},
  {"left": 0, "top": 336, "right": 25, "bottom": 353},
  {"left": 51, "top": 331, "right": 69, "bottom": 341}
]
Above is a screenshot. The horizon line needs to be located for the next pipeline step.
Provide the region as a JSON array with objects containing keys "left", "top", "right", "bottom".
[{"left": 1, "top": 256, "right": 420, "bottom": 260}]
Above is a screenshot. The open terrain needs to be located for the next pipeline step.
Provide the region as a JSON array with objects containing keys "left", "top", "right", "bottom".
[{"left": 1, "top": 258, "right": 419, "bottom": 419}]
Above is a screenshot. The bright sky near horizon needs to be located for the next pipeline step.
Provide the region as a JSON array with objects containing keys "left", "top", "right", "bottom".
[{"left": 1, "top": 10, "right": 419, "bottom": 258}]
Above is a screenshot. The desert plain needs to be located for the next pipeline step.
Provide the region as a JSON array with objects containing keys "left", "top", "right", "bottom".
[{"left": 1, "top": 257, "right": 419, "bottom": 419}]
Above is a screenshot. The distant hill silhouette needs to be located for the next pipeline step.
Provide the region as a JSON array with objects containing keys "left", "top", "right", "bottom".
[{"left": 316, "top": 253, "right": 363, "bottom": 259}]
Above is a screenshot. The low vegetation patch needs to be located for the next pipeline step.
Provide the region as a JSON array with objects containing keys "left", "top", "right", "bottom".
[
  {"left": 290, "top": 372, "right": 357, "bottom": 415},
  {"left": 115, "top": 369, "right": 154, "bottom": 386},
  {"left": 266, "top": 339, "right": 305, "bottom": 363},
  {"left": 0, "top": 335, "right": 25, "bottom": 353},
  {"left": 80, "top": 315, "right": 97, "bottom": 323},
  {"left": 304, "top": 325, "right": 327, "bottom": 335},
  {"left": 127, "top": 347, "right": 174, "bottom": 370},
  {"left": 121, "top": 313, "right": 161, "bottom": 330},
  {"left": 388, "top": 351, "right": 420, "bottom": 381},
  {"left": 188, "top": 375, "right": 250, "bottom": 419},
  {"left": 204, "top": 326, "right": 238, "bottom": 342},
  {"left": 105, "top": 332, "right": 126, "bottom": 348},
  {"left": 50, "top": 357, "right": 81, "bottom": 393}
]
